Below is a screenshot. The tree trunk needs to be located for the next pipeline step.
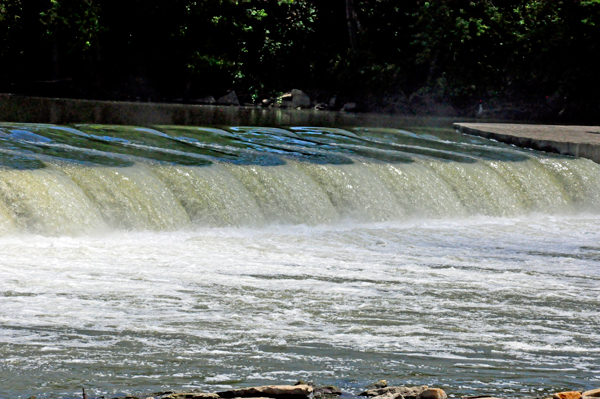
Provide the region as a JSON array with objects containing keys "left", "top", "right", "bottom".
[{"left": 345, "top": 0, "right": 359, "bottom": 51}]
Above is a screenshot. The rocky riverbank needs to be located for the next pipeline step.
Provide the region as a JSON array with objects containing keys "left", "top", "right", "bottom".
[{"left": 81, "top": 381, "right": 600, "bottom": 399}]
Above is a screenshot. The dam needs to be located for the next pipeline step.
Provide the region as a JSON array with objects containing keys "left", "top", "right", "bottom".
[{"left": 0, "top": 122, "right": 599, "bottom": 398}]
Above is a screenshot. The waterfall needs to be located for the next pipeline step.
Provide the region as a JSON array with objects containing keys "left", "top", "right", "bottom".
[{"left": 1, "top": 123, "right": 599, "bottom": 235}]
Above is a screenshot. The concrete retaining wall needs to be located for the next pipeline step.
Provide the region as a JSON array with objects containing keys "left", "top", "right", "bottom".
[{"left": 454, "top": 122, "right": 600, "bottom": 164}]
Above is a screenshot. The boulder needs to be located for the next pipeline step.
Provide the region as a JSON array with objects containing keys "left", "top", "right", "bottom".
[
  {"left": 461, "top": 396, "right": 502, "bottom": 399},
  {"left": 341, "top": 102, "right": 357, "bottom": 112},
  {"left": 276, "top": 90, "right": 311, "bottom": 108},
  {"left": 360, "top": 386, "right": 428, "bottom": 399},
  {"left": 162, "top": 394, "right": 219, "bottom": 399},
  {"left": 231, "top": 398, "right": 272, "bottom": 399},
  {"left": 313, "top": 386, "right": 342, "bottom": 396},
  {"left": 366, "top": 381, "right": 388, "bottom": 390},
  {"left": 553, "top": 392, "right": 582, "bottom": 399},
  {"left": 328, "top": 96, "right": 337, "bottom": 109},
  {"left": 291, "top": 89, "right": 311, "bottom": 108},
  {"left": 195, "top": 96, "right": 216, "bottom": 105},
  {"left": 218, "top": 385, "right": 313, "bottom": 399},
  {"left": 217, "top": 91, "right": 240, "bottom": 106},
  {"left": 417, "top": 389, "right": 447, "bottom": 399},
  {"left": 583, "top": 390, "right": 600, "bottom": 398}
]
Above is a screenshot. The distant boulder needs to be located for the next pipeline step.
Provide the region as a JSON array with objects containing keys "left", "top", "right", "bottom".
[
  {"left": 195, "top": 95, "right": 216, "bottom": 105},
  {"left": 341, "top": 102, "right": 357, "bottom": 112},
  {"left": 291, "top": 89, "right": 311, "bottom": 108},
  {"left": 277, "top": 89, "right": 311, "bottom": 108},
  {"left": 217, "top": 91, "right": 240, "bottom": 106}
]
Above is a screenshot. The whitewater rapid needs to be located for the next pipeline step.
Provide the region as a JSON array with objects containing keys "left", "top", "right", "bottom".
[{"left": 1, "top": 217, "right": 599, "bottom": 398}]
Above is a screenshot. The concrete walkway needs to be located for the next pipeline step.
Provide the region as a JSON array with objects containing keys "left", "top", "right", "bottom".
[{"left": 454, "top": 122, "right": 600, "bottom": 163}]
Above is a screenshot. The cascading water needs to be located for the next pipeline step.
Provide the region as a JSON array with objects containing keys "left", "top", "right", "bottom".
[
  {"left": 0, "top": 123, "right": 599, "bottom": 399},
  {"left": 0, "top": 123, "right": 599, "bottom": 232}
]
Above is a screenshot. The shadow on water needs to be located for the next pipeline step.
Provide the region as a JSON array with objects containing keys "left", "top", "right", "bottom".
[{"left": 0, "top": 121, "right": 551, "bottom": 170}]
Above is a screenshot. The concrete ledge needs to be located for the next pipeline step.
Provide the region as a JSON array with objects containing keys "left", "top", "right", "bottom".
[{"left": 454, "top": 122, "right": 600, "bottom": 163}]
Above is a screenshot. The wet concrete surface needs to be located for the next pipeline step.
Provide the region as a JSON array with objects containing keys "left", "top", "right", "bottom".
[{"left": 454, "top": 123, "right": 600, "bottom": 163}]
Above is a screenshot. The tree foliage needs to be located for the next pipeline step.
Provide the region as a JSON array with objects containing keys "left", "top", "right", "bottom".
[{"left": 0, "top": 0, "right": 598, "bottom": 119}]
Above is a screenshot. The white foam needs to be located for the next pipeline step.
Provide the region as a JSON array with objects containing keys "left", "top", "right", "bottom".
[{"left": 1, "top": 214, "right": 599, "bottom": 396}]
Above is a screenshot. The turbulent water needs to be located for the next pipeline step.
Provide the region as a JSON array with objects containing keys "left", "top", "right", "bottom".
[{"left": 0, "top": 123, "right": 599, "bottom": 398}]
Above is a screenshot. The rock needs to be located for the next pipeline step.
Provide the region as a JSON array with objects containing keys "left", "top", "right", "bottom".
[
  {"left": 341, "top": 102, "right": 357, "bottom": 112},
  {"left": 372, "top": 393, "right": 400, "bottom": 399},
  {"left": 329, "top": 96, "right": 337, "bottom": 109},
  {"left": 583, "top": 390, "right": 600, "bottom": 398},
  {"left": 314, "top": 386, "right": 342, "bottom": 396},
  {"left": 276, "top": 90, "right": 311, "bottom": 108},
  {"left": 553, "top": 393, "right": 582, "bottom": 399},
  {"left": 291, "top": 89, "right": 311, "bottom": 108},
  {"left": 162, "top": 394, "right": 220, "bottom": 399},
  {"left": 195, "top": 96, "right": 216, "bottom": 105},
  {"left": 417, "top": 389, "right": 447, "bottom": 399},
  {"left": 360, "top": 386, "right": 428, "bottom": 398},
  {"left": 218, "top": 385, "right": 313, "bottom": 399},
  {"left": 366, "top": 381, "right": 388, "bottom": 390},
  {"left": 461, "top": 396, "right": 502, "bottom": 399},
  {"left": 217, "top": 91, "right": 240, "bottom": 106},
  {"left": 231, "top": 397, "right": 272, "bottom": 399}
]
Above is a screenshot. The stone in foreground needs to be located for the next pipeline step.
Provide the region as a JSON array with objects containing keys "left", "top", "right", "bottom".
[
  {"left": 313, "top": 386, "right": 342, "bottom": 396},
  {"left": 553, "top": 392, "right": 582, "bottom": 399},
  {"left": 217, "top": 385, "right": 313, "bottom": 399},
  {"left": 162, "top": 393, "right": 220, "bottom": 399},
  {"left": 417, "top": 388, "right": 447, "bottom": 399},
  {"left": 366, "top": 381, "right": 388, "bottom": 390},
  {"left": 360, "top": 386, "right": 428, "bottom": 399},
  {"left": 583, "top": 389, "right": 600, "bottom": 398},
  {"left": 461, "top": 396, "right": 502, "bottom": 399}
]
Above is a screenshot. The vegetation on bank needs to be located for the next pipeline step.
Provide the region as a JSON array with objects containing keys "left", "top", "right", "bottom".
[{"left": 0, "top": 0, "right": 599, "bottom": 121}]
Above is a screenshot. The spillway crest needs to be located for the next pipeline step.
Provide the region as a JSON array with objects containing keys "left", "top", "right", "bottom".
[{"left": 1, "top": 123, "right": 599, "bottom": 234}]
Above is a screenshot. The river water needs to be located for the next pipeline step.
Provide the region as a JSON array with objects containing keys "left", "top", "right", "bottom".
[{"left": 0, "top": 123, "right": 598, "bottom": 398}]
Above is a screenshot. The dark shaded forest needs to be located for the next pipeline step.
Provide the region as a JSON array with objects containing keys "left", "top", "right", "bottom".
[{"left": 1, "top": 0, "right": 599, "bottom": 121}]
